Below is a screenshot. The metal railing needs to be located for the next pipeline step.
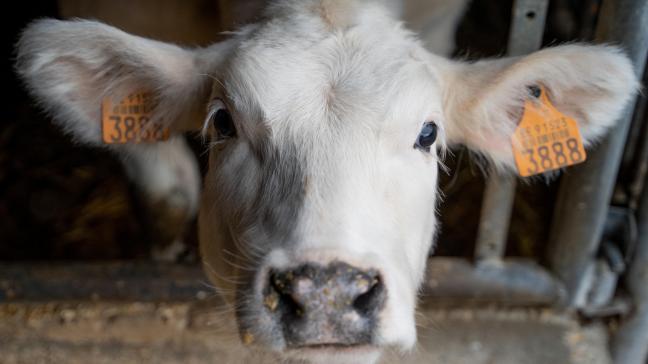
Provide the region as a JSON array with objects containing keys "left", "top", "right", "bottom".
[{"left": 425, "top": 0, "right": 648, "bottom": 363}]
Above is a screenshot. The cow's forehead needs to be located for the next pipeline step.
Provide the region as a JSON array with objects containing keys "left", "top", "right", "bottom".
[{"left": 220, "top": 10, "right": 440, "bottom": 138}]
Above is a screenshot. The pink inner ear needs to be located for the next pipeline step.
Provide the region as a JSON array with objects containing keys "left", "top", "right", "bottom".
[
  {"left": 506, "top": 101, "right": 526, "bottom": 127},
  {"left": 471, "top": 95, "right": 527, "bottom": 152},
  {"left": 462, "top": 125, "right": 512, "bottom": 155},
  {"left": 479, "top": 135, "right": 514, "bottom": 155},
  {"left": 551, "top": 87, "right": 595, "bottom": 125}
]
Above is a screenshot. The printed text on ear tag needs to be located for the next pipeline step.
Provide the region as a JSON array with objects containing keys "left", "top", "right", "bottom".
[
  {"left": 512, "top": 86, "right": 586, "bottom": 177},
  {"left": 101, "top": 91, "right": 170, "bottom": 144}
]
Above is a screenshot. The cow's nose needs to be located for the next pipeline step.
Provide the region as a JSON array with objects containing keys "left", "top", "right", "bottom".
[{"left": 264, "top": 261, "right": 385, "bottom": 348}]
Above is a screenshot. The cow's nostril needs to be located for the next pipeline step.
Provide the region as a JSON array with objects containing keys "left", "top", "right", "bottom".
[
  {"left": 352, "top": 276, "right": 384, "bottom": 316},
  {"left": 268, "top": 272, "right": 304, "bottom": 317}
]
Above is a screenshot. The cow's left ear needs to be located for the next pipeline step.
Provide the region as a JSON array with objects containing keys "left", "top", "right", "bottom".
[
  {"left": 16, "top": 19, "right": 236, "bottom": 144},
  {"left": 440, "top": 44, "right": 639, "bottom": 168}
]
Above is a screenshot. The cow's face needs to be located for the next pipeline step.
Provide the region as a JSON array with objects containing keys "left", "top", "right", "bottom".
[
  {"left": 200, "top": 4, "right": 445, "bottom": 358},
  {"left": 17, "top": 1, "right": 637, "bottom": 363}
]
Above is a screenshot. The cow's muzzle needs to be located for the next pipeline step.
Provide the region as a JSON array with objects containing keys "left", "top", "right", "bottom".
[{"left": 263, "top": 261, "right": 386, "bottom": 348}]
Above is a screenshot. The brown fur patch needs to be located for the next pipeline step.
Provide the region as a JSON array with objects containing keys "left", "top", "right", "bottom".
[{"left": 315, "top": 0, "right": 358, "bottom": 29}]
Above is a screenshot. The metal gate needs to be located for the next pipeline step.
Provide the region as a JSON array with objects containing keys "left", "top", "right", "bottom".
[{"left": 423, "top": 1, "right": 648, "bottom": 363}]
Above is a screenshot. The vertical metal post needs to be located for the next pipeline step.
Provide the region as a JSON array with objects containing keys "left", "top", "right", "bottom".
[
  {"left": 475, "top": 0, "right": 549, "bottom": 261},
  {"left": 547, "top": 0, "right": 648, "bottom": 307},
  {"left": 612, "top": 161, "right": 648, "bottom": 364}
]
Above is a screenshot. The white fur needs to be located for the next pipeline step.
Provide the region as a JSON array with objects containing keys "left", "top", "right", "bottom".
[
  {"left": 16, "top": 1, "right": 639, "bottom": 363},
  {"left": 16, "top": 18, "right": 235, "bottom": 216},
  {"left": 441, "top": 44, "right": 639, "bottom": 168}
]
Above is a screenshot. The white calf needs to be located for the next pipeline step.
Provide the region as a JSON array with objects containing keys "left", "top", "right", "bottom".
[{"left": 17, "top": 1, "right": 637, "bottom": 363}]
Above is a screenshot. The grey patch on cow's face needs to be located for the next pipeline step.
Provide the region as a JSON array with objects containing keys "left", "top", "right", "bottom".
[
  {"left": 232, "top": 141, "right": 308, "bottom": 340},
  {"left": 201, "top": 135, "right": 307, "bottom": 349},
  {"left": 204, "top": 136, "right": 306, "bottom": 253},
  {"left": 252, "top": 142, "right": 305, "bottom": 245}
]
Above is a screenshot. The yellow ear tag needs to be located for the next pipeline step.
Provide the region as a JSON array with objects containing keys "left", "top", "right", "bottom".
[
  {"left": 101, "top": 91, "right": 170, "bottom": 144},
  {"left": 512, "top": 86, "right": 586, "bottom": 177}
]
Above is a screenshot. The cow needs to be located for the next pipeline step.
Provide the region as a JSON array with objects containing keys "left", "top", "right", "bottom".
[{"left": 16, "top": 0, "right": 638, "bottom": 363}]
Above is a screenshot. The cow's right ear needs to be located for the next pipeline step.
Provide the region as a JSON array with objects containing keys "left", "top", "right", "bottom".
[
  {"left": 439, "top": 44, "right": 638, "bottom": 170},
  {"left": 16, "top": 19, "right": 234, "bottom": 145}
]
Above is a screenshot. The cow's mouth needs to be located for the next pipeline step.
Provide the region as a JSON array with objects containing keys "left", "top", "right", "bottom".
[
  {"left": 296, "top": 343, "right": 365, "bottom": 349},
  {"left": 288, "top": 343, "right": 376, "bottom": 351},
  {"left": 284, "top": 344, "right": 382, "bottom": 364}
]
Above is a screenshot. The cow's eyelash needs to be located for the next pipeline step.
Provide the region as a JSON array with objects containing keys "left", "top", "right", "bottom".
[
  {"left": 202, "top": 99, "right": 227, "bottom": 136},
  {"left": 203, "top": 99, "right": 238, "bottom": 142}
]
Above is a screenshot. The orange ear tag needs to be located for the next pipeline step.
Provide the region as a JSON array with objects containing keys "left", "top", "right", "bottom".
[
  {"left": 512, "top": 86, "right": 586, "bottom": 177},
  {"left": 101, "top": 91, "right": 170, "bottom": 144}
]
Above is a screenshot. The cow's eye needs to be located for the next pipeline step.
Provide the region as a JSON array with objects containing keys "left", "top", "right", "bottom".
[
  {"left": 415, "top": 121, "right": 438, "bottom": 151},
  {"left": 210, "top": 106, "right": 236, "bottom": 139}
]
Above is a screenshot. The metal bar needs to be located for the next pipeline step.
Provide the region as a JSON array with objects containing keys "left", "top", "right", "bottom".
[
  {"left": 475, "top": 176, "right": 517, "bottom": 260},
  {"left": 0, "top": 262, "right": 206, "bottom": 302},
  {"left": 0, "top": 258, "right": 567, "bottom": 308},
  {"left": 475, "top": 0, "right": 549, "bottom": 260},
  {"left": 619, "top": 71, "right": 647, "bottom": 201},
  {"left": 424, "top": 257, "right": 566, "bottom": 306},
  {"left": 626, "top": 81, "right": 648, "bottom": 207},
  {"left": 506, "top": 0, "right": 550, "bottom": 57},
  {"left": 547, "top": 0, "right": 648, "bottom": 307},
  {"left": 612, "top": 170, "right": 648, "bottom": 364}
]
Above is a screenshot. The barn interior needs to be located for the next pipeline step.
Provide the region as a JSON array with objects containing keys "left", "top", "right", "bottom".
[{"left": 1, "top": 1, "right": 647, "bottom": 363}]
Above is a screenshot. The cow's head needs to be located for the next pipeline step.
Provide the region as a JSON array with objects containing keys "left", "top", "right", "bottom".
[{"left": 17, "top": 1, "right": 638, "bottom": 362}]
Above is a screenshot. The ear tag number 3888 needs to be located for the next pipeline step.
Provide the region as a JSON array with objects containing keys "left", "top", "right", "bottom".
[
  {"left": 512, "top": 86, "right": 586, "bottom": 177},
  {"left": 101, "top": 91, "right": 170, "bottom": 144}
]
